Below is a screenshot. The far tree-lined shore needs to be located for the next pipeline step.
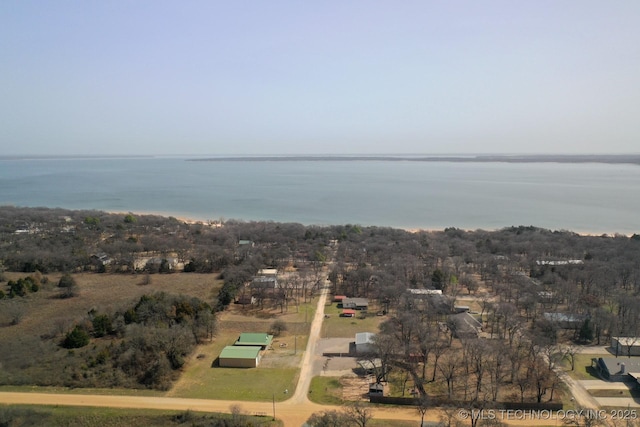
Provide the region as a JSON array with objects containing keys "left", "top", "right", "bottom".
[{"left": 188, "top": 153, "right": 640, "bottom": 165}]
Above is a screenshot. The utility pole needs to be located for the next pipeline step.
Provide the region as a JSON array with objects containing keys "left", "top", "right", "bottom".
[{"left": 272, "top": 393, "right": 276, "bottom": 421}]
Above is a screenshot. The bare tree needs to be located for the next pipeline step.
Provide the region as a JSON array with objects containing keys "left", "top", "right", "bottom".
[
  {"left": 416, "top": 394, "right": 430, "bottom": 427},
  {"left": 562, "top": 343, "right": 581, "bottom": 371},
  {"left": 344, "top": 401, "right": 373, "bottom": 427}
]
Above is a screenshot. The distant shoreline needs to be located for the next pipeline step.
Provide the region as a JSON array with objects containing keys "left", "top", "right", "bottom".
[
  {"left": 103, "top": 210, "right": 624, "bottom": 237},
  {"left": 2, "top": 154, "right": 639, "bottom": 165},
  {"left": 188, "top": 154, "right": 640, "bottom": 165}
]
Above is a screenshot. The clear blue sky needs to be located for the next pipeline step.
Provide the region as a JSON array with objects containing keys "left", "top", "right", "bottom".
[{"left": 1, "top": 1, "right": 639, "bottom": 156}]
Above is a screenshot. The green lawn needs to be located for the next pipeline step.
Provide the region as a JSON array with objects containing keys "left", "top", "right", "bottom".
[
  {"left": 169, "top": 332, "right": 300, "bottom": 401},
  {"left": 321, "top": 303, "right": 385, "bottom": 338},
  {"left": 172, "top": 364, "right": 299, "bottom": 401},
  {"left": 308, "top": 376, "right": 344, "bottom": 405},
  {"left": 561, "top": 353, "right": 606, "bottom": 381},
  {"left": 166, "top": 294, "right": 318, "bottom": 401},
  {"left": 0, "top": 385, "right": 163, "bottom": 397},
  {"left": 0, "top": 404, "right": 281, "bottom": 427}
]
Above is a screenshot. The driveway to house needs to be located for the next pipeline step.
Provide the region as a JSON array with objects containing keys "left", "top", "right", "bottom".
[{"left": 287, "top": 281, "right": 330, "bottom": 404}]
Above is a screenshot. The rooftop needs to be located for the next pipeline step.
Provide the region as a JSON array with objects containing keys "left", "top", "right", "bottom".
[
  {"left": 356, "top": 332, "right": 376, "bottom": 345},
  {"left": 219, "top": 346, "right": 262, "bottom": 359},
  {"left": 235, "top": 333, "right": 274, "bottom": 347},
  {"left": 599, "top": 357, "right": 640, "bottom": 376}
]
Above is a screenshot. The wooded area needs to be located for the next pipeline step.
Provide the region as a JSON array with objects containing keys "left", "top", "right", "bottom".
[{"left": 1, "top": 206, "right": 639, "bottom": 404}]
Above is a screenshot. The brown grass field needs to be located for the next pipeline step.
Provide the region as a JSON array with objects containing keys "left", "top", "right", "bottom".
[
  {"left": 0, "top": 272, "right": 222, "bottom": 335},
  {"left": 0, "top": 271, "right": 316, "bottom": 401}
]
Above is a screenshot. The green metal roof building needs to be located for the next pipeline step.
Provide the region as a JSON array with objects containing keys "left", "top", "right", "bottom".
[
  {"left": 219, "top": 346, "right": 262, "bottom": 368},
  {"left": 234, "top": 333, "right": 274, "bottom": 349}
]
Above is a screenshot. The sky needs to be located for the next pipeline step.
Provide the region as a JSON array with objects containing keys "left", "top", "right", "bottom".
[{"left": 1, "top": 1, "right": 639, "bottom": 156}]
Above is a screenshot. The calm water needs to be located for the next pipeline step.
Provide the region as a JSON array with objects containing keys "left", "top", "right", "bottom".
[{"left": 1, "top": 157, "right": 639, "bottom": 235}]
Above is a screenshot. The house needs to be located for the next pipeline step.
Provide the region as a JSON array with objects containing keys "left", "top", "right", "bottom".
[
  {"left": 219, "top": 346, "right": 262, "bottom": 368},
  {"left": 250, "top": 276, "right": 278, "bottom": 290},
  {"left": 448, "top": 312, "right": 483, "bottom": 339},
  {"left": 235, "top": 294, "right": 256, "bottom": 306},
  {"left": 257, "top": 268, "right": 278, "bottom": 277},
  {"left": 403, "top": 290, "right": 450, "bottom": 314},
  {"left": 91, "top": 252, "right": 112, "bottom": 266},
  {"left": 342, "top": 298, "right": 369, "bottom": 310},
  {"left": 596, "top": 357, "right": 640, "bottom": 382},
  {"left": 543, "top": 312, "right": 586, "bottom": 329},
  {"left": 538, "top": 291, "right": 554, "bottom": 302},
  {"left": 407, "top": 289, "right": 442, "bottom": 296},
  {"left": 611, "top": 337, "right": 640, "bottom": 357},
  {"left": 234, "top": 333, "right": 274, "bottom": 349},
  {"left": 341, "top": 309, "right": 356, "bottom": 317},
  {"left": 355, "top": 332, "right": 376, "bottom": 354},
  {"left": 536, "top": 259, "right": 584, "bottom": 266}
]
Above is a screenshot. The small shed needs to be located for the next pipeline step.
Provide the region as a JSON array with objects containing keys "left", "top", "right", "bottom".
[
  {"left": 235, "top": 333, "right": 274, "bottom": 349},
  {"left": 333, "top": 295, "right": 347, "bottom": 303},
  {"left": 369, "top": 382, "right": 384, "bottom": 396},
  {"left": 219, "top": 346, "right": 262, "bottom": 368},
  {"left": 355, "top": 332, "right": 376, "bottom": 354},
  {"left": 342, "top": 309, "right": 356, "bottom": 317}
]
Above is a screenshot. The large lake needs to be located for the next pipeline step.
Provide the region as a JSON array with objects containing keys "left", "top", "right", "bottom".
[{"left": 1, "top": 157, "right": 638, "bottom": 235}]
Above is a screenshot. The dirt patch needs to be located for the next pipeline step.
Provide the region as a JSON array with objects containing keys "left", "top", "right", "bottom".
[
  {"left": 340, "top": 376, "right": 371, "bottom": 402},
  {"left": 259, "top": 337, "right": 305, "bottom": 369}
]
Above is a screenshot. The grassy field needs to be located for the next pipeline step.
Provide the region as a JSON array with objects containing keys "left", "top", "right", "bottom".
[
  {"left": 561, "top": 353, "right": 605, "bottom": 381},
  {"left": 0, "top": 271, "right": 315, "bottom": 402},
  {"left": 308, "top": 376, "right": 344, "bottom": 405},
  {"left": 0, "top": 404, "right": 281, "bottom": 427},
  {"left": 0, "top": 272, "right": 223, "bottom": 337},
  {"left": 320, "top": 302, "right": 385, "bottom": 338},
  {"left": 0, "top": 385, "right": 163, "bottom": 397},
  {"left": 167, "top": 297, "right": 317, "bottom": 401}
]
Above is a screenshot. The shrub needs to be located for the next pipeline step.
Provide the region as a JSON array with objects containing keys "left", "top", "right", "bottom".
[
  {"left": 92, "top": 314, "right": 114, "bottom": 337},
  {"left": 63, "top": 325, "right": 90, "bottom": 349},
  {"left": 58, "top": 274, "right": 79, "bottom": 298},
  {"left": 270, "top": 319, "right": 288, "bottom": 337},
  {"left": 58, "top": 273, "right": 76, "bottom": 288}
]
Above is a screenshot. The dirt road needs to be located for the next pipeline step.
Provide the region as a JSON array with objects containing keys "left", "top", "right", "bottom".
[
  {"left": 0, "top": 282, "right": 421, "bottom": 426},
  {"left": 0, "top": 280, "right": 596, "bottom": 426},
  {"left": 288, "top": 281, "right": 328, "bottom": 404}
]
